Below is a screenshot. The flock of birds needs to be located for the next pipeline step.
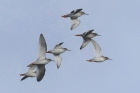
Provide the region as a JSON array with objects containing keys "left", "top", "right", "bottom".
[{"left": 20, "top": 8, "right": 112, "bottom": 82}]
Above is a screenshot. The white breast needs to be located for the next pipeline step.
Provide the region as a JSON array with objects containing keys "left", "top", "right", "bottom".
[{"left": 86, "top": 34, "right": 94, "bottom": 38}]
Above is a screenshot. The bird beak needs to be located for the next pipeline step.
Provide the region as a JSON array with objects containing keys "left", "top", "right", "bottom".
[
  {"left": 62, "top": 15, "right": 66, "bottom": 18},
  {"left": 67, "top": 50, "right": 71, "bottom": 51},
  {"left": 86, "top": 60, "right": 91, "bottom": 62},
  {"left": 97, "top": 35, "right": 101, "bottom": 36},
  {"left": 108, "top": 59, "right": 112, "bottom": 60},
  {"left": 75, "top": 34, "right": 81, "bottom": 36},
  {"left": 61, "top": 15, "right": 65, "bottom": 17}
]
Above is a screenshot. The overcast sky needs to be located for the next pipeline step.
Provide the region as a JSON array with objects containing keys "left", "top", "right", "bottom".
[{"left": 0, "top": 0, "right": 140, "bottom": 93}]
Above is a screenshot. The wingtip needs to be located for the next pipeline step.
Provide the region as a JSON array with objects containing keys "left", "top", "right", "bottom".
[
  {"left": 37, "top": 80, "right": 41, "bottom": 82},
  {"left": 57, "top": 66, "right": 60, "bottom": 69},
  {"left": 27, "top": 65, "right": 30, "bottom": 67},
  {"left": 37, "top": 78, "right": 42, "bottom": 82},
  {"left": 70, "top": 27, "right": 74, "bottom": 30},
  {"left": 60, "top": 42, "right": 64, "bottom": 45},
  {"left": 57, "top": 65, "right": 60, "bottom": 69},
  {"left": 40, "top": 33, "right": 43, "bottom": 36}
]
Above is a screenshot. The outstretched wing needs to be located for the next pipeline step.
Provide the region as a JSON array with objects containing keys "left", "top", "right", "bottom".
[
  {"left": 38, "top": 34, "right": 47, "bottom": 59},
  {"left": 54, "top": 42, "right": 63, "bottom": 49},
  {"left": 54, "top": 55, "right": 62, "bottom": 69},
  {"left": 70, "top": 10, "right": 74, "bottom": 14},
  {"left": 36, "top": 65, "right": 46, "bottom": 82},
  {"left": 80, "top": 39, "right": 91, "bottom": 50},
  {"left": 90, "top": 39, "right": 102, "bottom": 57},
  {"left": 21, "top": 76, "right": 28, "bottom": 81},
  {"left": 73, "top": 8, "right": 82, "bottom": 14},
  {"left": 83, "top": 29, "right": 94, "bottom": 37},
  {"left": 70, "top": 19, "right": 80, "bottom": 30}
]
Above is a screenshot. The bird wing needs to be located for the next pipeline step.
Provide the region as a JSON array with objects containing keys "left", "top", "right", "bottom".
[
  {"left": 21, "top": 76, "right": 28, "bottom": 81},
  {"left": 36, "top": 65, "right": 46, "bottom": 82},
  {"left": 80, "top": 39, "right": 91, "bottom": 50},
  {"left": 70, "top": 19, "right": 80, "bottom": 30},
  {"left": 54, "top": 42, "right": 63, "bottom": 49},
  {"left": 83, "top": 29, "right": 94, "bottom": 37},
  {"left": 54, "top": 55, "right": 62, "bottom": 69},
  {"left": 70, "top": 10, "right": 75, "bottom": 14},
  {"left": 91, "top": 39, "right": 102, "bottom": 57},
  {"left": 38, "top": 34, "right": 47, "bottom": 59},
  {"left": 73, "top": 8, "right": 82, "bottom": 14}
]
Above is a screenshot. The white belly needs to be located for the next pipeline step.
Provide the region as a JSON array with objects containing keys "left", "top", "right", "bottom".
[
  {"left": 86, "top": 34, "right": 94, "bottom": 38},
  {"left": 71, "top": 13, "right": 82, "bottom": 18},
  {"left": 53, "top": 49, "right": 65, "bottom": 55},
  {"left": 27, "top": 72, "right": 36, "bottom": 77},
  {"left": 94, "top": 57, "right": 106, "bottom": 62},
  {"left": 36, "top": 59, "right": 49, "bottom": 64}
]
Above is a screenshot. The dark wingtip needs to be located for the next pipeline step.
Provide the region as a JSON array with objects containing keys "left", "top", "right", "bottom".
[
  {"left": 57, "top": 66, "right": 59, "bottom": 69},
  {"left": 70, "top": 27, "right": 73, "bottom": 30},
  {"left": 40, "top": 33, "right": 43, "bottom": 36},
  {"left": 59, "top": 42, "right": 64, "bottom": 45},
  {"left": 27, "top": 65, "right": 30, "bottom": 67},
  {"left": 37, "top": 78, "right": 41, "bottom": 82}
]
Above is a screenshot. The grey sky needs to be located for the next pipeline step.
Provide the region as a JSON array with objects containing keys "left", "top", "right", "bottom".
[{"left": 0, "top": 0, "right": 140, "bottom": 93}]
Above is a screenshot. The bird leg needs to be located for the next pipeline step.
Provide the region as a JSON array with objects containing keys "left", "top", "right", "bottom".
[{"left": 20, "top": 74, "right": 25, "bottom": 76}]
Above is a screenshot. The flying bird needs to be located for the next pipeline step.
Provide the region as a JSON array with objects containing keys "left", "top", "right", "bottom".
[
  {"left": 27, "top": 34, "right": 54, "bottom": 82},
  {"left": 46, "top": 42, "right": 70, "bottom": 69},
  {"left": 20, "top": 65, "right": 37, "bottom": 81},
  {"left": 87, "top": 39, "right": 112, "bottom": 62},
  {"left": 62, "top": 8, "right": 88, "bottom": 30},
  {"left": 75, "top": 29, "right": 101, "bottom": 50}
]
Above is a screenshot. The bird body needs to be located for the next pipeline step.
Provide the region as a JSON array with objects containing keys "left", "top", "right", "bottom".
[
  {"left": 20, "top": 65, "right": 37, "bottom": 81},
  {"left": 85, "top": 33, "right": 99, "bottom": 39},
  {"left": 33, "top": 58, "right": 52, "bottom": 65},
  {"left": 62, "top": 8, "right": 88, "bottom": 30},
  {"left": 89, "top": 56, "right": 110, "bottom": 62},
  {"left": 46, "top": 42, "right": 70, "bottom": 68},
  {"left": 75, "top": 29, "right": 100, "bottom": 50},
  {"left": 27, "top": 34, "right": 53, "bottom": 82},
  {"left": 47, "top": 48, "right": 68, "bottom": 55},
  {"left": 87, "top": 39, "right": 112, "bottom": 62}
]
